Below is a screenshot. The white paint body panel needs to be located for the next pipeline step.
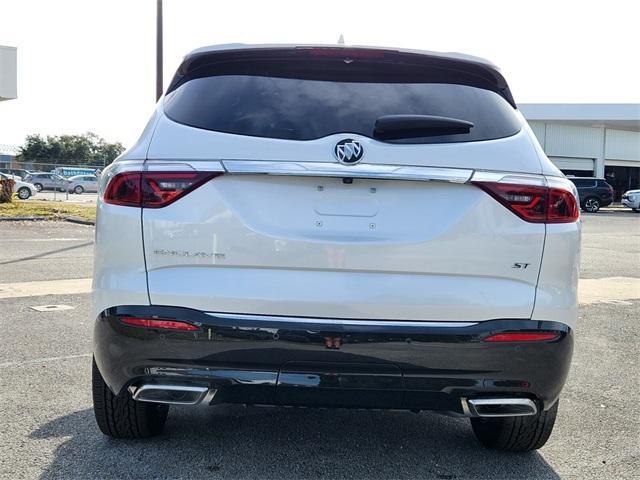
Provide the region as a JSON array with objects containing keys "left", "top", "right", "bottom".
[
  {"left": 92, "top": 163, "right": 149, "bottom": 320},
  {"left": 93, "top": 104, "right": 580, "bottom": 329},
  {"left": 532, "top": 223, "right": 581, "bottom": 328},
  {"left": 143, "top": 175, "right": 545, "bottom": 321}
]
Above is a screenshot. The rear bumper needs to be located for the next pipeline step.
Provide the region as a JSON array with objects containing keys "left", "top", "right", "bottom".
[{"left": 94, "top": 306, "right": 573, "bottom": 413}]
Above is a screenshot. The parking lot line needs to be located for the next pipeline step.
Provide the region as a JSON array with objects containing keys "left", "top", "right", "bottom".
[
  {"left": 0, "top": 278, "right": 91, "bottom": 299},
  {"left": 0, "top": 238, "right": 87, "bottom": 242},
  {"left": 0, "top": 353, "right": 91, "bottom": 369},
  {"left": 579, "top": 277, "right": 640, "bottom": 304}
]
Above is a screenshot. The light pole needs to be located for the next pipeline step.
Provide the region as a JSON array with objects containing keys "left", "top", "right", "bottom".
[{"left": 156, "top": 0, "right": 163, "bottom": 101}]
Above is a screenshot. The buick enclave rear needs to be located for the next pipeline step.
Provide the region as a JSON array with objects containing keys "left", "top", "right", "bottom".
[{"left": 92, "top": 44, "right": 580, "bottom": 451}]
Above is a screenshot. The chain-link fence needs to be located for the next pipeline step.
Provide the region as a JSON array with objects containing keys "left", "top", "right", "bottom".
[
  {"left": 0, "top": 159, "right": 105, "bottom": 201},
  {"left": 0, "top": 160, "right": 105, "bottom": 177}
]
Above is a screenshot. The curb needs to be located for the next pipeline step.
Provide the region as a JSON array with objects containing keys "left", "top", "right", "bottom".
[
  {"left": 64, "top": 216, "right": 95, "bottom": 226},
  {"left": 0, "top": 216, "right": 48, "bottom": 221},
  {"left": 596, "top": 207, "right": 637, "bottom": 214}
]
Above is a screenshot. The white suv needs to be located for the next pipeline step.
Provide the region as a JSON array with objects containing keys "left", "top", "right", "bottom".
[{"left": 92, "top": 44, "right": 580, "bottom": 451}]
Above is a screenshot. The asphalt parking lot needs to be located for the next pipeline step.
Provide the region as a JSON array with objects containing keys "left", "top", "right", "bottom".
[{"left": 0, "top": 213, "right": 638, "bottom": 479}]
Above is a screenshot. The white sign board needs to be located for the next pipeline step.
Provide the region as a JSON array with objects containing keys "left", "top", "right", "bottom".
[{"left": 0, "top": 46, "right": 17, "bottom": 101}]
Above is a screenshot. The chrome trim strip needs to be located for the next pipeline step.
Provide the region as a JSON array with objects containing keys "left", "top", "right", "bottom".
[
  {"left": 131, "top": 384, "right": 208, "bottom": 405},
  {"left": 470, "top": 170, "right": 546, "bottom": 186},
  {"left": 466, "top": 398, "right": 538, "bottom": 417},
  {"left": 145, "top": 160, "right": 225, "bottom": 172},
  {"left": 200, "top": 389, "right": 218, "bottom": 406},
  {"left": 460, "top": 397, "right": 473, "bottom": 416},
  {"left": 222, "top": 160, "right": 473, "bottom": 183},
  {"left": 206, "top": 312, "right": 478, "bottom": 328}
]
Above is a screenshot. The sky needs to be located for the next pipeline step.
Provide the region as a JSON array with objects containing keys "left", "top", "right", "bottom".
[{"left": 1, "top": 0, "right": 639, "bottom": 149}]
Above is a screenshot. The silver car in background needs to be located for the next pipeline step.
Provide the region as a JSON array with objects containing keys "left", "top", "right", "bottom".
[
  {"left": 23, "top": 173, "right": 67, "bottom": 192},
  {"left": 66, "top": 175, "right": 98, "bottom": 194},
  {"left": 621, "top": 189, "right": 640, "bottom": 212}
]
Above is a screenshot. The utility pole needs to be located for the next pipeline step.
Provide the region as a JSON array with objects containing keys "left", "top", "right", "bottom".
[{"left": 156, "top": 0, "right": 163, "bottom": 101}]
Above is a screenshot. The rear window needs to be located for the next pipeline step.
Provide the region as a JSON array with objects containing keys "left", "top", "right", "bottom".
[{"left": 163, "top": 75, "right": 521, "bottom": 144}]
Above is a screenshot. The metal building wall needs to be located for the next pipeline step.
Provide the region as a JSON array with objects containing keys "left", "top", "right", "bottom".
[
  {"left": 525, "top": 121, "right": 640, "bottom": 178},
  {"left": 605, "top": 129, "right": 640, "bottom": 164}
]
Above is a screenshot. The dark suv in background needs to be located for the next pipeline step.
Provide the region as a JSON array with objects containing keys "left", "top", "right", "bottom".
[{"left": 569, "top": 178, "right": 614, "bottom": 212}]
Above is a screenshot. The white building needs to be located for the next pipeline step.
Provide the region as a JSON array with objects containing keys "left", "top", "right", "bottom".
[
  {"left": 0, "top": 46, "right": 18, "bottom": 164},
  {"left": 520, "top": 103, "right": 640, "bottom": 200},
  {"left": 0, "top": 45, "right": 17, "bottom": 101}
]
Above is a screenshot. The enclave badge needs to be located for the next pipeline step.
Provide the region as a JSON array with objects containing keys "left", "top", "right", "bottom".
[{"left": 154, "top": 249, "right": 225, "bottom": 259}]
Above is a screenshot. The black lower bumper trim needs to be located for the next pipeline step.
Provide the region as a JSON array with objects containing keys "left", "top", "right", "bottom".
[{"left": 93, "top": 306, "right": 573, "bottom": 412}]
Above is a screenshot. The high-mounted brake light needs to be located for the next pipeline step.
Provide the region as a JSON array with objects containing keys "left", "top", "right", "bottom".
[
  {"left": 298, "top": 47, "right": 387, "bottom": 59},
  {"left": 473, "top": 182, "right": 579, "bottom": 224},
  {"left": 104, "top": 171, "right": 222, "bottom": 208},
  {"left": 120, "top": 317, "right": 200, "bottom": 331},
  {"left": 483, "top": 332, "right": 561, "bottom": 342}
]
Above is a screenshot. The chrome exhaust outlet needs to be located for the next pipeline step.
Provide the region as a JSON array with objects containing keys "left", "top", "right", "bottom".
[
  {"left": 130, "top": 384, "right": 210, "bottom": 405},
  {"left": 463, "top": 398, "right": 538, "bottom": 417}
]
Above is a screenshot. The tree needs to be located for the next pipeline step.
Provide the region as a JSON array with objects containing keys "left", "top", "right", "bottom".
[{"left": 18, "top": 132, "right": 125, "bottom": 166}]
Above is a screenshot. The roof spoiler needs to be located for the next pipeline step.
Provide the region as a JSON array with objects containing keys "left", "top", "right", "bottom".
[{"left": 166, "top": 46, "right": 516, "bottom": 108}]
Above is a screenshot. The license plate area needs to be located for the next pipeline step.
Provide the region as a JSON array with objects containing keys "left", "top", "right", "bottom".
[
  {"left": 313, "top": 182, "right": 379, "bottom": 217},
  {"left": 276, "top": 362, "right": 403, "bottom": 408}
]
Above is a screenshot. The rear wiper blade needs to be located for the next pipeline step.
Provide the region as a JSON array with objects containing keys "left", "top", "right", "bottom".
[{"left": 374, "top": 115, "right": 474, "bottom": 140}]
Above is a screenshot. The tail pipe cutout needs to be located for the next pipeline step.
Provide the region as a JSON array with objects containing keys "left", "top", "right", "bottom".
[{"left": 463, "top": 398, "right": 538, "bottom": 417}]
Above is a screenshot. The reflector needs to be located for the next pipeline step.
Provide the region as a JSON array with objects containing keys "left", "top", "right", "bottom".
[
  {"left": 483, "top": 332, "right": 560, "bottom": 342},
  {"left": 120, "top": 317, "right": 200, "bottom": 331}
]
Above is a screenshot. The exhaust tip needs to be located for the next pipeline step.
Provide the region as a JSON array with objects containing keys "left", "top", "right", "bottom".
[
  {"left": 464, "top": 398, "right": 537, "bottom": 417},
  {"left": 131, "top": 384, "right": 209, "bottom": 405}
]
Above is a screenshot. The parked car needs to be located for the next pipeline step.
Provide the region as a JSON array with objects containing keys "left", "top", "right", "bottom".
[
  {"left": 568, "top": 177, "right": 614, "bottom": 212},
  {"left": 621, "top": 189, "right": 640, "bottom": 212},
  {"left": 23, "top": 172, "right": 67, "bottom": 192},
  {"left": 66, "top": 174, "right": 98, "bottom": 194},
  {"left": 0, "top": 168, "right": 34, "bottom": 180},
  {"left": 0, "top": 172, "right": 37, "bottom": 199},
  {"left": 92, "top": 44, "right": 581, "bottom": 451}
]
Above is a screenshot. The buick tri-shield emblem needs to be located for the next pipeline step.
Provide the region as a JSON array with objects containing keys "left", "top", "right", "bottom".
[{"left": 334, "top": 139, "right": 364, "bottom": 164}]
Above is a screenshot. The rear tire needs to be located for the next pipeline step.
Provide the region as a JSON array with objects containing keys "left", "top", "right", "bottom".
[
  {"left": 74, "top": 185, "right": 84, "bottom": 194},
  {"left": 92, "top": 358, "right": 168, "bottom": 438},
  {"left": 470, "top": 400, "right": 558, "bottom": 452}
]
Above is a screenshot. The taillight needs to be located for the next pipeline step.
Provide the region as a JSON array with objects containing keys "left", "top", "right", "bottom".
[
  {"left": 103, "top": 172, "right": 141, "bottom": 207},
  {"left": 483, "top": 332, "right": 561, "bottom": 342},
  {"left": 120, "top": 317, "right": 200, "bottom": 331},
  {"left": 473, "top": 182, "right": 579, "bottom": 224},
  {"left": 547, "top": 188, "right": 580, "bottom": 223},
  {"left": 104, "top": 171, "right": 222, "bottom": 208}
]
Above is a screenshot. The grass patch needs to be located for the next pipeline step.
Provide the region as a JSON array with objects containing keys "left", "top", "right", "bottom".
[{"left": 0, "top": 200, "right": 96, "bottom": 222}]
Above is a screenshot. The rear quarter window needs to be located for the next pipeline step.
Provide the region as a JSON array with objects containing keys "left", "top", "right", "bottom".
[{"left": 164, "top": 75, "right": 521, "bottom": 144}]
